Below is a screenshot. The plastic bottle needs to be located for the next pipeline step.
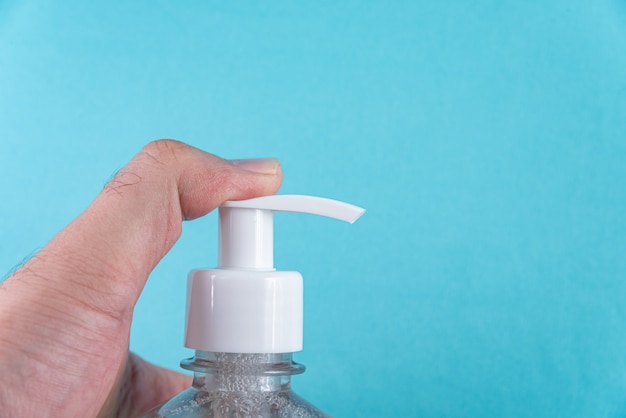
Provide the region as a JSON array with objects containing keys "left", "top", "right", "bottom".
[{"left": 138, "top": 195, "right": 365, "bottom": 417}]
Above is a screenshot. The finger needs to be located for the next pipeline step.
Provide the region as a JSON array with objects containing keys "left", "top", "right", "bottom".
[{"left": 11, "top": 140, "right": 283, "bottom": 320}]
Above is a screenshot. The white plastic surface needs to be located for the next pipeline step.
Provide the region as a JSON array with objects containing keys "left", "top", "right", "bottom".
[
  {"left": 220, "top": 194, "right": 365, "bottom": 223},
  {"left": 219, "top": 195, "right": 365, "bottom": 270},
  {"left": 185, "top": 194, "right": 365, "bottom": 353},
  {"left": 185, "top": 269, "right": 303, "bottom": 353},
  {"left": 219, "top": 208, "right": 275, "bottom": 270}
]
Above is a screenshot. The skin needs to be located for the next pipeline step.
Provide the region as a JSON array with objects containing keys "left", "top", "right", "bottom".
[{"left": 0, "top": 140, "right": 283, "bottom": 417}]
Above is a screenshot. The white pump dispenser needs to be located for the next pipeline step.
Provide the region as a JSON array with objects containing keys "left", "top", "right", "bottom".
[
  {"left": 138, "top": 194, "right": 365, "bottom": 417},
  {"left": 185, "top": 194, "right": 365, "bottom": 354}
]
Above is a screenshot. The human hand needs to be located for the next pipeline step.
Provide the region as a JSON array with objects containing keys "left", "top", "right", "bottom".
[{"left": 0, "top": 140, "right": 283, "bottom": 417}]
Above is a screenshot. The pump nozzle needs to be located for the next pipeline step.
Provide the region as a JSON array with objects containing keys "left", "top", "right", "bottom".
[
  {"left": 186, "top": 194, "right": 364, "bottom": 353},
  {"left": 218, "top": 195, "right": 365, "bottom": 270}
]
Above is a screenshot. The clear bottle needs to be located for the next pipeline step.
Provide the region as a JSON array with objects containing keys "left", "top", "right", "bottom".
[
  {"left": 137, "top": 195, "right": 364, "bottom": 418},
  {"left": 139, "top": 351, "right": 329, "bottom": 417}
]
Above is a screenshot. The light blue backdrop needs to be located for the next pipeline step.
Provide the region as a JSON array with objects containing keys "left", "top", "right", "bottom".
[{"left": 2, "top": 1, "right": 626, "bottom": 416}]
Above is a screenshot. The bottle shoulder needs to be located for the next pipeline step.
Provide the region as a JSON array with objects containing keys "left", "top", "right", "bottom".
[{"left": 137, "top": 386, "right": 331, "bottom": 418}]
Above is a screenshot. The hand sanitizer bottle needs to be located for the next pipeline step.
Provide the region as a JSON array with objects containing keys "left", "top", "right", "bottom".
[{"left": 138, "top": 195, "right": 365, "bottom": 417}]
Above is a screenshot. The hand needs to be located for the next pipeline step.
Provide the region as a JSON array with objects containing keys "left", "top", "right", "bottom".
[{"left": 0, "top": 140, "right": 283, "bottom": 417}]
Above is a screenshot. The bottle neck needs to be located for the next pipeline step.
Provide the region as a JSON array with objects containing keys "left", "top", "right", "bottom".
[{"left": 181, "top": 351, "right": 305, "bottom": 392}]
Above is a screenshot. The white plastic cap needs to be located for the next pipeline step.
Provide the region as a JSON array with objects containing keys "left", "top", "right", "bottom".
[{"left": 184, "top": 194, "right": 365, "bottom": 353}]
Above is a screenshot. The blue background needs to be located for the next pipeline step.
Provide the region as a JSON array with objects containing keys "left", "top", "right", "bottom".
[{"left": 2, "top": 1, "right": 626, "bottom": 416}]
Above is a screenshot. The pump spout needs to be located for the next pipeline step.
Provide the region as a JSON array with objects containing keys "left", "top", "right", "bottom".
[{"left": 218, "top": 195, "right": 365, "bottom": 270}]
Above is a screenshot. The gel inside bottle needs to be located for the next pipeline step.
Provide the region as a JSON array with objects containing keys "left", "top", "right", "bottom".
[{"left": 138, "top": 195, "right": 365, "bottom": 418}]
